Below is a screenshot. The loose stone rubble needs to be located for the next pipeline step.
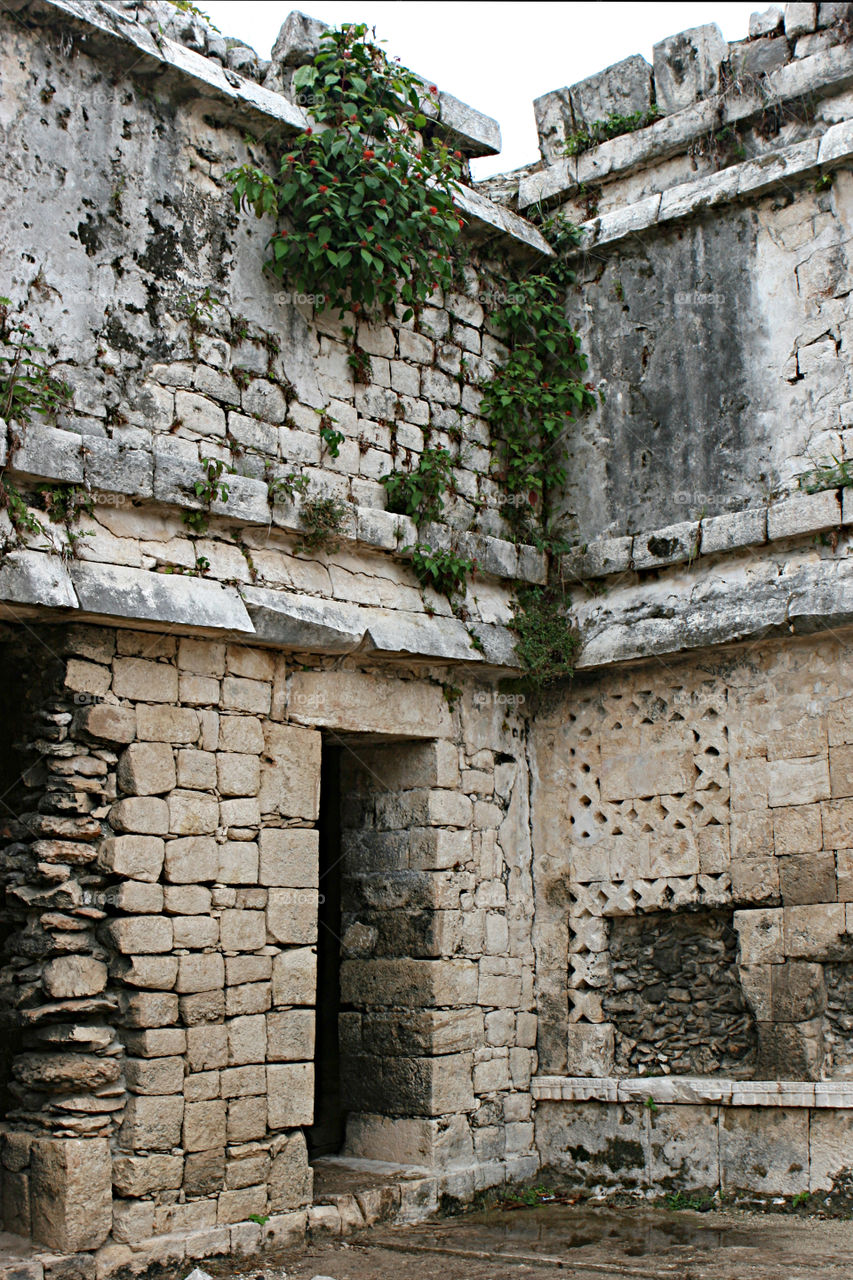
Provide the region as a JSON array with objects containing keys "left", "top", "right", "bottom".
[{"left": 4, "top": 1, "right": 853, "bottom": 1274}]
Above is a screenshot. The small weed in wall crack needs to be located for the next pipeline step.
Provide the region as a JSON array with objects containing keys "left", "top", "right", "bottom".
[
  {"left": 183, "top": 456, "right": 233, "bottom": 535},
  {"left": 509, "top": 580, "right": 578, "bottom": 692},
  {"left": 406, "top": 543, "right": 473, "bottom": 599},
  {"left": 381, "top": 445, "right": 454, "bottom": 526},
  {"left": 297, "top": 494, "right": 347, "bottom": 554}
]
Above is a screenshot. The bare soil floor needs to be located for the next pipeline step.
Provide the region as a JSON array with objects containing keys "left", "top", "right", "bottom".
[{"left": 211, "top": 1204, "right": 853, "bottom": 1280}]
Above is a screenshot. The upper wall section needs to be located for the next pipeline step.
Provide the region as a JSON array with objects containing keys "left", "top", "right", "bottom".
[
  {"left": 0, "top": 0, "right": 548, "bottom": 668},
  {"left": 485, "top": 4, "right": 853, "bottom": 543}
]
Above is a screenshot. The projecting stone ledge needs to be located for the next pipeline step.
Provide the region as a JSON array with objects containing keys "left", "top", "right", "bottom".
[
  {"left": 532, "top": 1076, "right": 853, "bottom": 1107},
  {"left": 69, "top": 562, "right": 255, "bottom": 634}
]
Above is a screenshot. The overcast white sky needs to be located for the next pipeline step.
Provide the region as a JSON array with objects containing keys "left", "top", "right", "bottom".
[{"left": 203, "top": 2, "right": 760, "bottom": 177}]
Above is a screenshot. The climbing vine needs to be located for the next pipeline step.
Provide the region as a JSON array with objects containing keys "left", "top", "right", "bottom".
[
  {"left": 226, "top": 22, "right": 464, "bottom": 319},
  {"left": 480, "top": 215, "right": 601, "bottom": 547}
]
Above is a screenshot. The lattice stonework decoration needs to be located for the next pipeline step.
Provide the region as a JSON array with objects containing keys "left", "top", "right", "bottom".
[{"left": 565, "top": 678, "right": 733, "bottom": 1028}]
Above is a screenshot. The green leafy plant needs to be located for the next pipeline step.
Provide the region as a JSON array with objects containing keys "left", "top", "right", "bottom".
[
  {"left": 510, "top": 581, "right": 578, "bottom": 691},
  {"left": 346, "top": 343, "right": 373, "bottom": 384},
  {"left": 0, "top": 477, "right": 48, "bottom": 544},
  {"left": 297, "top": 494, "right": 347, "bottom": 553},
  {"left": 38, "top": 484, "right": 93, "bottom": 526},
  {"left": 169, "top": 0, "right": 220, "bottom": 28},
  {"left": 247, "top": 1212, "right": 269, "bottom": 1226},
  {"left": 407, "top": 542, "right": 473, "bottom": 598},
  {"left": 666, "top": 1190, "right": 714, "bottom": 1212},
  {"left": 266, "top": 465, "right": 309, "bottom": 506},
  {"left": 815, "top": 172, "right": 834, "bottom": 193},
  {"left": 183, "top": 456, "right": 233, "bottom": 534},
  {"left": 319, "top": 414, "right": 345, "bottom": 458},
  {"left": 564, "top": 107, "right": 662, "bottom": 156},
  {"left": 479, "top": 216, "right": 600, "bottom": 543},
  {"left": 0, "top": 297, "right": 72, "bottom": 424},
  {"left": 792, "top": 1190, "right": 811, "bottom": 1209},
  {"left": 381, "top": 445, "right": 454, "bottom": 525},
  {"left": 226, "top": 22, "right": 465, "bottom": 319},
  {"left": 799, "top": 455, "right": 853, "bottom": 493}
]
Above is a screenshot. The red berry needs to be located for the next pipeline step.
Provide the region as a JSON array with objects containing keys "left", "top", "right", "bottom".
[
  {"left": 429, "top": 206, "right": 438, "bottom": 214},
  {"left": 309, "top": 159, "right": 317, "bottom": 167},
  {"left": 363, "top": 148, "right": 375, "bottom": 159},
  {"left": 453, "top": 150, "right": 462, "bottom": 158},
  {"left": 429, "top": 84, "right": 438, "bottom": 94},
  {"left": 458, "top": 218, "right": 464, "bottom": 227},
  {"left": 305, "top": 127, "right": 313, "bottom": 136},
  {"left": 379, "top": 198, "right": 387, "bottom": 206},
  {"left": 350, "top": 113, "right": 357, "bottom": 121},
  {"left": 319, "top": 184, "right": 328, "bottom": 192}
]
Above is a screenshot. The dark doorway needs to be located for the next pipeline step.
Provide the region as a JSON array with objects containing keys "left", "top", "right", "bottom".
[{"left": 307, "top": 742, "right": 345, "bottom": 1159}]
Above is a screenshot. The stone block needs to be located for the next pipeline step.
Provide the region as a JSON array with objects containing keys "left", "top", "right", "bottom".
[
  {"left": 136, "top": 705, "right": 199, "bottom": 743},
  {"left": 648, "top": 1104, "right": 720, "bottom": 1192},
  {"left": 173, "top": 916, "right": 219, "bottom": 947},
  {"left": 176, "top": 748, "right": 217, "bottom": 790},
  {"left": 30, "top": 1139, "right": 112, "bottom": 1252},
  {"left": 117, "top": 988, "right": 176, "bottom": 1029},
  {"left": 821, "top": 797, "right": 853, "bottom": 847},
  {"left": 111, "top": 1153, "right": 183, "bottom": 1197},
  {"left": 770, "top": 961, "right": 826, "bottom": 1021},
  {"left": 734, "top": 908, "right": 783, "bottom": 963},
  {"left": 163, "top": 883, "right": 211, "bottom": 914},
  {"left": 117, "top": 742, "right": 176, "bottom": 797},
  {"left": 119, "top": 1096, "right": 184, "bottom": 1151},
  {"left": 258, "top": 827, "right": 319, "bottom": 886},
  {"left": 176, "top": 952, "right": 225, "bottom": 994},
  {"left": 220, "top": 1064, "right": 265, "bottom": 1097},
  {"left": 768, "top": 756, "right": 830, "bottom": 808},
  {"left": 183, "top": 1148, "right": 225, "bottom": 1198},
  {"left": 271, "top": 947, "right": 316, "bottom": 1005},
  {"left": 104, "top": 915, "right": 172, "bottom": 955},
  {"left": 169, "top": 790, "right": 219, "bottom": 835},
  {"left": 164, "top": 835, "right": 218, "bottom": 883},
  {"left": 187, "top": 1024, "right": 228, "bottom": 1072},
  {"left": 178, "top": 638, "right": 226, "bottom": 676},
  {"left": 183, "top": 1100, "right": 227, "bottom": 1152},
  {"left": 227, "top": 1096, "right": 267, "bottom": 1143},
  {"left": 810, "top": 1109, "right": 853, "bottom": 1191},
  {"left": 122, "top": 1028, "right": 186, "bottom": 1059},
  {"left": 653, "top": 24, "right": 728, "bottom": 113},
  {"left": 218, "top": 840, "right": 259, "bottom": 884},
  {"left": 534, "top": 1100, "right": 646, "bottom": 1190},
  {"left": 267, "top": 1009, "right": 315, "bottom": 1061},
  {"left": 266, "top": 890, "right": 319, "bottom": 944},
  {"left": 785, "top": 2, "right": 818, "bottom": 37},
  {"left": 125, "top": 1056, "right": 184, "bottom": 1095},
  {"left": 258, "top": 723, "right": 321, "bottom": 819},
  {"left": 288, "top": 671, "right": 451, "bottom": 739},
  {"left": 566, "top": 1023, "right": 615, "bottom": 1076},
  {"left": 267, "top": 1062, "right": 315, "bottom": 1128},
  {"left": 81, "top": 702, "right": 136, "bottom": 744},
  {"left": 721, "top": 1107, "right": 809, "bottom": 1194},
  {"left": 222, "top": 676, "right": 271, "bottom": 715},
  {"left": 227, "top": 1014, "right": 267, "bottom": 1065},
  {"left": 779, "top": 852, "right": 837, "bottom": 904},
  {"left": 220, "top": 908, "right": 266, "bottom": 951},
  {"left": 784, "top": 903, "right": 845, "bottom": 957},
  {"left": 108, "top": 797, "right": 169, "bottom": 835},
  {"left": 112, "top": 658, "right": 178, "bottom": 704},
  {"left": 180, "top": 990, "right": 225, "bottom": 1025},
  {"left": 773, "top": 804, "right": 823, "bottom": 854},
  {"left": 43, "top": 955, "right": 107, "bottom": 999},
  {"left": 217, "top": 752, "right": 261, "bottom": 797},
  {"left": 226, "top": 982, "right": 271, "bottom": 1016}
]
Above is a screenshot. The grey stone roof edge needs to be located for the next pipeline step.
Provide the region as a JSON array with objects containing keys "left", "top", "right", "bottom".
[
  {"left": 518, "top": 42, "right": 853, "bottom": 211},
  {"left": 10, "top": 0, "right": 531, "bottom": 250},
  {"left": 532, "top": 1076, "right": 853, "bottom": 1107},
  {"left": 0, "top": 554, "right": 522, "bottom": 670}
]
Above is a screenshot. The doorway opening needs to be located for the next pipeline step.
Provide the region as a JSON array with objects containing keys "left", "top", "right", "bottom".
[{"left": 307, "top": 741, "right": 344, "bottom": 1159}]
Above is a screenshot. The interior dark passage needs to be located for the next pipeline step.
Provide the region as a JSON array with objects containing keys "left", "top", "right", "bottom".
[{"left": 307, "top": 741, "right": 345, "bottom": 1159}]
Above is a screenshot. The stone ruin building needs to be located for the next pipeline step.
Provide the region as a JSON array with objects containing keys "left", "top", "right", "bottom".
[{"left": 1, "top": 0, "right": 853, "bottom": 1273}]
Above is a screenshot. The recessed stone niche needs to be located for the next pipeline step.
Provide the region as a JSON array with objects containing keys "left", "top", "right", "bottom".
[{"left": 602, "top": 908, "right": 758, "bottom": 1077}]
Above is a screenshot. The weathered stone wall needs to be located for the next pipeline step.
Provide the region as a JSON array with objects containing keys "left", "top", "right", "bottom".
[{"left": 531, "top": 629, "right": 853, "bottom": 1083}]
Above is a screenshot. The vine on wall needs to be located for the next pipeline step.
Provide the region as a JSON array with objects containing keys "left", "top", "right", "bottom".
[
  {"left": 223, "top": 23, "right": 599, "bottom": 686},
  {"left": 226, "top": 23, "right": 464, "bottom": 319}
]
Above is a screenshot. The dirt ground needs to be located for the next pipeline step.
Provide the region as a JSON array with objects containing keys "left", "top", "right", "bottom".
[{"left": 207, "top": 1202, "right": 853, "bottom": 1280}]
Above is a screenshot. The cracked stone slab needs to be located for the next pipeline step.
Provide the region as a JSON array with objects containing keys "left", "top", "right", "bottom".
[
  {"left": 69, "top": 562, "right": 254, "bottom": 633},
  {"left": 0, "top": 549, "right": 78, "bottom": 611},
  {"left": 240, "top": 585, "right": 363, "bottom": 653},
  {"left": 361, "top": 609, "right": 484, "bottom": 663}
]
